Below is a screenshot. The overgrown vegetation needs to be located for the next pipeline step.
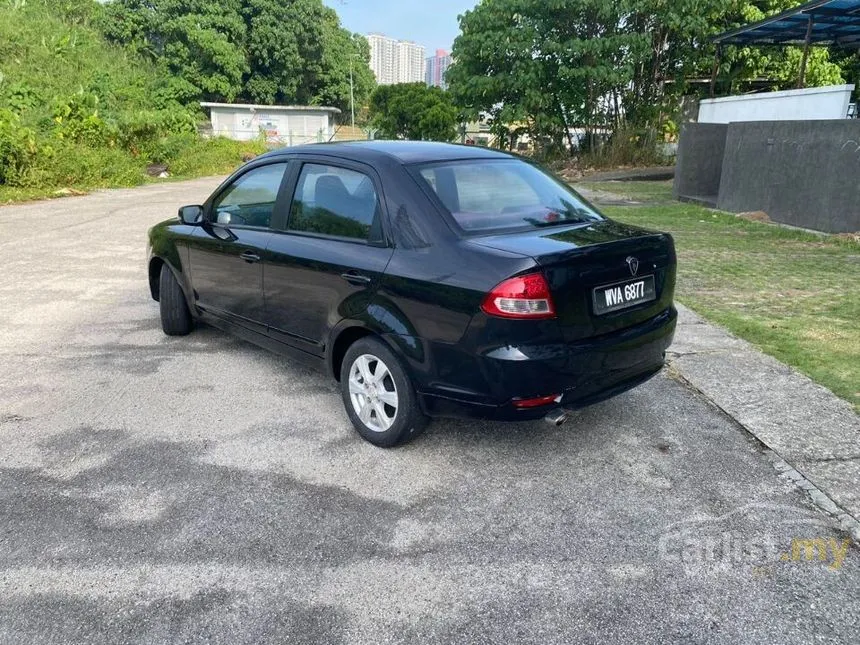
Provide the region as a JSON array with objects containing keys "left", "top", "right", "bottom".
[
  {"left": 0, "top": 0, "right": 367, "bottom": 202},
  {"left": 99, "top": 0, "right": 376, "bottom": 114},
  {"left": 578, "top": 181, "right": 860, "bottom": 412},
  {"left": 447, "top": 0, "right": 858, "bottom": 160}
]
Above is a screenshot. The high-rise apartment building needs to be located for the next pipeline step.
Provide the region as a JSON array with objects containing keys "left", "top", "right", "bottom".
[
  {"left": 366, "top": 34, "right": 426, "bottom": 85},
  {"left": 425, "top": 49, "right": 452, "bottom": 89}
]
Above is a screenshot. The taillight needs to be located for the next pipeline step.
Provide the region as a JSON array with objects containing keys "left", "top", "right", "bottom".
[{"left": 481, "top": 272, "right": 556, "bottom": 319}]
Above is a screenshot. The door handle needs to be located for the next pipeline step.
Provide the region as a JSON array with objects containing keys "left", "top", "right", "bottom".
[
  {"left": 340, "top": 271, "right": 372, "bottom": 285},
  {"left": 240, "top": 251, "right": 261, "bottom": 263}
]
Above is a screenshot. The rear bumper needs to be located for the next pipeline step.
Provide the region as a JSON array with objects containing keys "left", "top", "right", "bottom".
[{"left": 417, "top": 306, "right": 677, "bottom": 421}]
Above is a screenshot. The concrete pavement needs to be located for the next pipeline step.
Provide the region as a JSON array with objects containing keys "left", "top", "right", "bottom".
[
  {"left": 671, "top": 305, "right": 860, "bottom": 541},
  {"left": 0, "top": 178, "right": 857, "bottom": 644}
]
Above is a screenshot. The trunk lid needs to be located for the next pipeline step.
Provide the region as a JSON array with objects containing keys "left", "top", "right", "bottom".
[{"left": 467, "top": 220, "right": 676, "bottom": 340}]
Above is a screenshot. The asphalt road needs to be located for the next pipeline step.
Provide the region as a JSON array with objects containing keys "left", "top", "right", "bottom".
[{"left": 0, "top": 178, "right": 857, "bottom": 644}]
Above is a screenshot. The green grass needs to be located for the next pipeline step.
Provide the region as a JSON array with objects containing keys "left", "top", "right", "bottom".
[{"left": 578, "top": 182, "right": 860, "bottom": 412}]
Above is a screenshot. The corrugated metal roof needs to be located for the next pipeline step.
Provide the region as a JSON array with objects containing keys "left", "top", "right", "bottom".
[{"left": 714, "top": 0, "right": 860, "bottom": 48}]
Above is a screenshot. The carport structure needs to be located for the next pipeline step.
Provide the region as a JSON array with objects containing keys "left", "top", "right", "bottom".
[{"left": 710, "top": 0, "right": 860, "bottom": 95}]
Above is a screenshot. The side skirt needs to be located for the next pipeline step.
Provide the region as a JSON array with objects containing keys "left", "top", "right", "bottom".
[{"left": 196, "top": 310, "right": 327, "bottom": 374}]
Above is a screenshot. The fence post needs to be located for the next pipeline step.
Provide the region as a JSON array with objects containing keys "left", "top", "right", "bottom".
[
  {"left": 709, "top": 45, "right": 722, "bottom": 98},
  {"left": 797, "top": 15, "right": 814, "bottom": 89}
]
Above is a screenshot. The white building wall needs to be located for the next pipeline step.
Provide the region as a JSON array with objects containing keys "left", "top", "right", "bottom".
[
  {"left": 698, "top": 84, "right": 855, "bottom": 124},
  {"left": 368, "top": 33, "right": 397, "bottom": 85},
  {"left": 367, "top": 34, "right": 425, "bottom": 85},
  {"left": 395, "top": 41, "right": 425, "bottom": 83},
  {"left": 204, "top": 105, "right": 336, "bottom": 144}
]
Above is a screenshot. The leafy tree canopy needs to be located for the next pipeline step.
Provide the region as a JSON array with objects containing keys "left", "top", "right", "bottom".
[
  {"left": 447, "top": 0, "right": 852, "bottom": 154},
  {"left": 369, "top": 83, "right": 459, "bottom": 142},
  {"left": 99, "top": 0, "right": 375, "bottom": 113}
]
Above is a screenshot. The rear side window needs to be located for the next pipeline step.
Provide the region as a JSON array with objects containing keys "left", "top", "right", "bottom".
[
  {"left": 417, "top": 159, "right": 602, "bottom": 234},
  {"left": 289, "top": 163, "right": 384, "bottom": 242},
  {"left": 212, "top": 163, "right": 288, "bottom": 228}
]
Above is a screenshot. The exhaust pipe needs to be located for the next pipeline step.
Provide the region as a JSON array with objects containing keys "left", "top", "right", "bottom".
[{"left": 544, "top": 409, "right": 569, "bottom": 427}]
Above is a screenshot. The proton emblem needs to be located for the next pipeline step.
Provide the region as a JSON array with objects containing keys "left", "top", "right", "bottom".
[{"left": 626, "top": 256, "right": 640, "bottom": 277}]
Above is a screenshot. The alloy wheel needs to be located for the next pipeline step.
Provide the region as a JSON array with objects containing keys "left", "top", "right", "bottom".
[{"left": 348, "top": 353, "right": 399, "bottom": 432}]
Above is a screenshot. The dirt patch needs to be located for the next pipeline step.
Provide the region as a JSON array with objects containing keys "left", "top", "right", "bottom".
[
  {"left": 737, "top": 211, "right": 771, "bottom": 223},
  {"left": 834, "top": 232, "right": 860, "bottom": 244}
]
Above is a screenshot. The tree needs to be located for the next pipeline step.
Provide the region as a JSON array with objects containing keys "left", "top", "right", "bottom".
[
  {"left": 100, "top": 0, "right": 248, "bottom": 101},
  {"left": 242, "top": 0, "right": 325, "bottom": 105},
  {"left": 369, "top": 84, "right": 459, "bottom": 142},
  {"left": 447, "top": 0, "right": 642, "bottom": 153},
  {"left": 447, "top": 0, "right": 848, "bottom": 156},
  {"left": 622, "top": 0, "right": 728, "bottom": 128},
  {"left": 312, "top": 19, "right": 376, "bottom": 117},
  {"left": 99, "top": 0, "right": 375, "bottom": 112}
]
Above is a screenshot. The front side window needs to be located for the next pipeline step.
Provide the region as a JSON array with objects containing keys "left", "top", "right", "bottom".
[
  {"left": 417, "top": 159, "right": 603, "bottom": 234},
  {"left": 212, "top": 162, "right": 288, "bottom": 228},
  {"left": 289, "top": 164, "right": 383, "bottom": 242}
]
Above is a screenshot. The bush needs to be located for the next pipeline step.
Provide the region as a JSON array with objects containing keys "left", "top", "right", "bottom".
[
  {"left": 51, "top": 92, "right": 116, "bottom": 147},
  {"left": 0, "top": 0, "right": 227, "bottom": 195},
  {"left": 114, "top": 108, "right": 197, "bottom": 160},
  {"left": 15, "top": 140, "right": 145, "bottom": 189},
  {"left": 578, "top": 126, "right": 670, "bottom": 169},
  {"left": 168, "top": 136, "right": 267, "bottom": 177},
  {"left": 0, "top": 1, "right": 274, "bottom": 199},
  {"left": 0, "top": 109, "right": 38, "bottom": 185}
]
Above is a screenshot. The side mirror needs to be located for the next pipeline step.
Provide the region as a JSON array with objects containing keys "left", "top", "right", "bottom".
[{"left": 178, "top": 205, "right": 204, "bottom": 225}]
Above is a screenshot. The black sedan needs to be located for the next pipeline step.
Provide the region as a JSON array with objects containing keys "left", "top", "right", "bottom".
[{"left": 147, "top": 141, "right": 677, "bottom": 447}]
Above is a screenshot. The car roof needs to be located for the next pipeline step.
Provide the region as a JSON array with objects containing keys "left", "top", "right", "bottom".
[{"left": 256, "top": 140, "right": 516, "bottom": 165}]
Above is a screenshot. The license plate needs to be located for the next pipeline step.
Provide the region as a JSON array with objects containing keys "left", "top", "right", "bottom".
[{"left": 592, "top": 275, "right": 656, "bottom": 315}]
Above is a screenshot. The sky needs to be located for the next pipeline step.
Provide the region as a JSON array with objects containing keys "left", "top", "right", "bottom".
[{"left": 322, "top": 0, "right": 476, "bottom": 54}]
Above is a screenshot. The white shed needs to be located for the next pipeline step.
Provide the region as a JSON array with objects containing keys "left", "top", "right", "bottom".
[{"left": 200, "top": 102, "right": 342, "bottom": 145}]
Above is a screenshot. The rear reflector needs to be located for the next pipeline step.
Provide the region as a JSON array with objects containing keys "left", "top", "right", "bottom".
[
  {"left": 481, "top": 272, "right": 556, "bottom": 319},
  {"left": 512, "top": 394, "right": 562, "bottom": 409}
]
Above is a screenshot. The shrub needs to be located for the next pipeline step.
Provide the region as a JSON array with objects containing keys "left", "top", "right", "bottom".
[
  {"left": 16, "top": 140, "right": 145, "bottom": 189},
  {"left": 168, "top": 136, "right": 267, "bottom": 177},
  {"left": 579, "top": 126, "right": 669, "bottom": 169},
  {"left": 0, "top": 2, "right": 266, "bottom": 197},
  {"left": 3, "top": 82, "right": 42, "bottom": 114},
  {"left": 114, "top": 108, "right": 197, "bottom": 160},
  {"left": 51, "top": 92, "right": 115, "bottom": 147},
  {"left": 0, "top": 109, "right": 38, "bottom": 185}
]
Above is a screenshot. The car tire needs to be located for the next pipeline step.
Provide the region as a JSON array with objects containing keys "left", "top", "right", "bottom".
[
  {"left": 159, "top": 264, "right": 193, "bottom": 336},
  {"left": 340, "top": 337, "right": 428, "bottom": 447}
]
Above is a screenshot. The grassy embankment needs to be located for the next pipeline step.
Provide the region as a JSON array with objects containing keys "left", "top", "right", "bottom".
[{"left": 0, "top": 0, "right": 264, "bottom": 204}]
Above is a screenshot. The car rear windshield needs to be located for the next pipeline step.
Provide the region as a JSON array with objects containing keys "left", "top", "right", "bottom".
[{"left": 415, "top": 159, "right": 603, "bottom": 234}]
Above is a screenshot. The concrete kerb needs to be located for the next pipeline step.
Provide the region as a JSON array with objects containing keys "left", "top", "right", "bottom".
[{"left": 668, "top": 303, "right": 860, "bottom": 543}]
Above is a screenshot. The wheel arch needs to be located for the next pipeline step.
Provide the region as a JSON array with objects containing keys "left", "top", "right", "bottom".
[
  {"left": 329, "top": 325, "right": 376, "bottom": 382},
  {"left": 328, "top": 292, "right": 428, "bottom": 383},
  {"left": 148, "top": 257, "right": 165, "bottom": 301},
  {"left": 327, "top": 319, "right": 427, "bottom": 388},
  {"left": 148, "top": 256, "right": 188, "bottom": 303}
]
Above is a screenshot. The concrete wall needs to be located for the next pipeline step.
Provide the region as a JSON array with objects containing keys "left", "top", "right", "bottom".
[
  {"left": 672, "top": 123, "right": 728, "bottom": 201},
  {"left": 716, "top": 120, "right": 860, "bottom": 233},
  {"left": 699, "top": 85, "right": 854, "bottom": 124}
]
